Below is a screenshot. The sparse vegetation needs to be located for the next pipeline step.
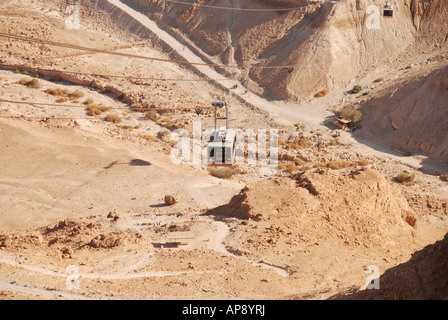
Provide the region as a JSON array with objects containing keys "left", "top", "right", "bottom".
[
  {"left": 138, "top": 134, "right": 158, "bottom": 143},
  {"left": 86, "top": 104, "right": 111, "bottom": 116},
  {"left": 84, "top": 98, "right": 94, "bottom": 105},
  {"left": 374, "top": 78, "right": 384, "bottom": 83},
  {"left": 68, "top": 90, "right": 85, "bottom": 99},
  {"left": 315, "top": 89, "right": 329, "bottom": 97},
  {"left": 351, "top": 85, "right": 363, "bottom": 94},
  {"left": 56, "top": 97, "right": 69, "bottom": 103},
  {"left": 45, "top": 88, "right": 69, "bottom": 96},
  {"left": 294, "top": 158, "right": 305, "bottom": 166},
  {"left": 18, "top": 78, "right": 41, "bottom": 89},
  {"left": 104, "top": 114, "right": 122, "bottom": 123},
  {"left": 285, "top": 162, "right": 297, "bottom": 173},
  {"left": 338, "top": 105, "right": 362, "bottom": 123},
  {"left": 395, "top": 172, "right": 415, "bottom": 184},
  {"left": 356, "top": 159, "right": 370, "bottom": 166},
  {"left": 329, "top": 138, "right": 340, "bottom": 146},
  {"left": 440, "top": 175, "right": 448, "bottom": 182},
  {"left": 285, "top": 136, "right": 312, "bottom": 150}
]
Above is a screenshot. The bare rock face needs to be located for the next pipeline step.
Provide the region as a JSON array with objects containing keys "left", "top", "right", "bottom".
[
  {"left": 126, "top": 0, "right": 448, "bottom": 99},
  {"left": 360, "top": 65, "right": 448, "bottom": 159},
  {"left": 207, "top": 168, "right": 422, "bottom": 252},
  {"left": 334, "top": 233, "right": 448, "bottom": 300}
]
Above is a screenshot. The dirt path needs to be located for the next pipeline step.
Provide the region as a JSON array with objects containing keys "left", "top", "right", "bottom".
[{"left": 104, "top": 0, "right": 329, "bottom": 128}]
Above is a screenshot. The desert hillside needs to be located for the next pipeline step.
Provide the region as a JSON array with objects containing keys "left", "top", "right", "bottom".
[{"left": 122, "top": 0, "right": 448, "bottom": 99}]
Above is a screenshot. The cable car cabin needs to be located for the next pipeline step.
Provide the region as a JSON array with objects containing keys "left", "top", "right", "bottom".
[
  {"left": 207, "top": 127, "right": 237, "bottom": 167},
  {"left": 207, "top": 101, "right": 236, "bottom": 167},
  {"left": 383, "top": 3, "right": 394, "bottom": 17}
]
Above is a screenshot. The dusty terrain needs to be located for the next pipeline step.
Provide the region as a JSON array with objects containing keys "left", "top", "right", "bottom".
[{"left": 0, "top": 0, "right": 447, "bottom": 300}]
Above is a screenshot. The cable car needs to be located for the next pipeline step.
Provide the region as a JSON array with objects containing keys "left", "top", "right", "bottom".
[
  {"left": 207, "top": 101, "right": 237, "bottom": 167},
  {"left": 383, "top": 3, "right": 394, "bottom": 17}
]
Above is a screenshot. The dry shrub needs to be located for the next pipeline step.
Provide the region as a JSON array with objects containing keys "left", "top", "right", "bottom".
[
  {"left": 440, "top": 175, "right": 448, "bottom": 182},
  {"left": 294, "top": 158, "right": 305, "bottom": 166},
  {"left": 86, "top": 104, "right": 111, "bottom": 116},
  {"left": 287, "top": 136, "right": 311, "bottom": 150},
  {"left": 87, "top": 108, "right": 103, "bottom": 116},
  {"left": 104, "top": 114, "right": 122, "bottom": 123},
  {"left": 315, "top": 89, "right": 329, "bottom": 97},
  {"left": 68, "top": 90, "right": 85, "bottom": 99},
  {"left": 395, "top": 172, "right": 415, "bottom": 184},
  {"left": 56, "top": 97, "right": 68, "bottom": 103},
  {"left": 208, "top": 167, "right": 241, "bottom": 179},
  {"left": 19, "top": 78, "right": 41, "bottom": 89},
  {"left": 374, "top": 78, "right": 384, "bottom": 83},
  {"left": 351, "top": 85, "right": 363, "bottom": 94},
  {"left": 138, "top": 134, "right": 158, "bottom": 142},
  {"left": 314, "top": 161, "right": 352, "bottom": 170},
  {"left": 329, "top": 138, "right": 340, "bottom": 146},
  {"left": 301, "top": 165, "right": 312, "bottom": 171},
  {"left": 357, "top": 159, "right": 369, "bottom": 166},
  {"left": 326, "top": 161, "right": 351, "bottom": 170},
  {"left": 338, "top": 105, "right": 362, "bottom": 123},
  {"left": 130, "top": 103, "right": 147, "bottom": 113},
  {"left": 146, "top": 110, "right": 159, "bottom": 121},
  {"left": 84, "top": 98, "right": 94, "bottom": 105},
  {"left": 45, "top": 88, "right": 68, "bottom": 96},
  {"left": 285, "top": 162, "right": 297, "bottom": 173},
  {"left": 121, "top": 125, "right": 134, "bottom": 131},
  {"left": 18, "top": 78, "right": 30, "bottom": 85}
]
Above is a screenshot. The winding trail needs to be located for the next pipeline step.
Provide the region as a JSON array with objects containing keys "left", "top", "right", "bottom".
[{"left": 104, "top": 0, "right": 323, "bottom": 127}]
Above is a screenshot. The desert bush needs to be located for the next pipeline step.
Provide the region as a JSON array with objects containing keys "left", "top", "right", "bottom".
[
  {"left": 356, "top": 159, "right": 369, "bottom": 166},
  {"left": 121, "top": 125, "right": 134, "bottom": 131},
  {"left": 326, "top": 161, "right": 351, "bottom": 170},
  {"left": 315, "top": 89, "right": 329, "bottom": 97},
  {"left": 84, "top": 98, "right": 94, "bottom": 105},
  {"left": 339, "top": 105, "right": 362, "bottom": 123},
  {"left": 18, "top": 78, "right": 30, "bottom": 85},
  {"left": 86, "top": 104, "right": 110, "bottom": 116},
  {"left": 285, "top": 162, "right": 297, "bottom": 173},
  {"left": 130, "top": 103, "right": 146, "bottom": 113},
  {"left": 313, "top": 161, "right": 352, "bottom": 170},
  {"left": 144, "top": 110, "right": 158, "bottom": 122},
  {"left": 294, "top": 158, "right": 305, "bottom": 166},
  {"left": 87, "top": 107, "right": 103, "bottom": 116},
  {"left": 68, "top": 90, "right": 85, "bottom": 99},
  {"left": 18, "top": 78, "right": 41, "bottom": 89},
  {"left": 440, "top": 175, "right": 448, "bottom": 182},
  {"left": 374, "top": 78, "right": 384, "bottom": 83},
  {"left": 104, "top": 114, "right": 122, "bottom": 123},
  {"left": 395, "top": 172, "right": 415, "bottom": 184},
  {"left": 287, "top": 136, "right": 312, "bottom": 150},
  {"left": 56, "top": 97, "right": 69, "bottom": 103},
  {"left": 45, "top": 88, "right": 68, "bottom": 96},
  {"left": 329, "top": 138, "right": 340, "bottom": 146},
  {"left": 101, "top": 86, "right": 111, "bottom": 94},
  {"left": 208, "top": 167, "right": 241, "bottom": 179},
  {"left": 138, "top": 134, "right": 158, "bottom": 142},
  {"left": 351, "top": 85, "right": 363, "bottom": 94}
]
